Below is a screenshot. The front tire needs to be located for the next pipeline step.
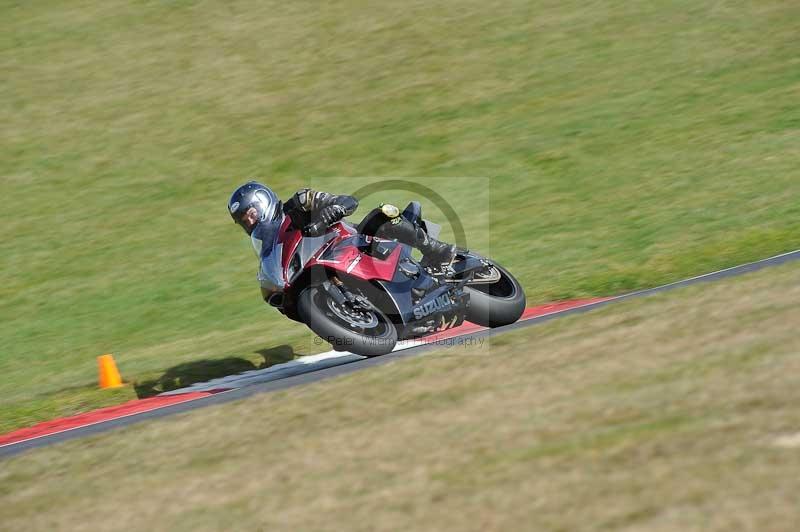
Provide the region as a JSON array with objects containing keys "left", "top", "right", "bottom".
[
  {"left": 297, "top": 286, "right": 398, "bottom": 357},
  {"left": 465, "top": 262, "right": 526, "bottom": 327}
]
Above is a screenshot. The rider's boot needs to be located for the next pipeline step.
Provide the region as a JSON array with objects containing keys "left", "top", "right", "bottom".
[
  {"left": 417, "top": 228, "right": 457, "bottom": 269},
  {"left": 378, "top": 215, "right": 456, "bottom": 269}
]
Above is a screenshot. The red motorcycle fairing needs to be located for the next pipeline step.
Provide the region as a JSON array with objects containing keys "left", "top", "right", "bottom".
[
  {"left": 304, "top": 226, "right": 403, "bottom": 282},
  {"left": 271, "top": 217, "right": 476, "bottom": 341},
  {"left": 277, "top": 218, "right": 403, "bottom": 285},
  {"left": 276, "top": 216, "right": 302, "bottom": 275}
]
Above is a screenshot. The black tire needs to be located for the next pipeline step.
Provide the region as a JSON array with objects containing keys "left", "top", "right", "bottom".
[
  {"left": 465, "top": 262, "right": 526, "bottom": 327},
  {"left": 297, "top": 286, "right": 397, "bottom": 357}
]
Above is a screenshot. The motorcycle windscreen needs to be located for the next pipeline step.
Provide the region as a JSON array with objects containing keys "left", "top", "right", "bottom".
[{"left": 251, "top": 220, "right": 286, "bottom": 294}]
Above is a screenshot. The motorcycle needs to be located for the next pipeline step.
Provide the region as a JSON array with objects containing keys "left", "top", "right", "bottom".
[{"left": 254, "top": 202, "right": 527, "bottom": 356}]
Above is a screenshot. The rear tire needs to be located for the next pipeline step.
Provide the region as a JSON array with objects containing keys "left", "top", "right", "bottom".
[
  {"left": 298, "top": 286, "right": 397, "bottom": 357},
  {"left": 465, "top": 262, "right": 526, "bottom": 327}
]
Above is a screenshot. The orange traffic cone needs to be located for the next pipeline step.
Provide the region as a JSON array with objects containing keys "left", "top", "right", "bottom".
[{"left": 98, "top": 354, "right": 123, "bottom": 389}]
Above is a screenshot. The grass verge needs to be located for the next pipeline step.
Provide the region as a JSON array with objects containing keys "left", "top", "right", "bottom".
[{"left": 2, "top": 262, "right": 799, "bottom": 531}]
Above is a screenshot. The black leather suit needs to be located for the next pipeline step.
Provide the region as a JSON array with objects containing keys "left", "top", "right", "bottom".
[{"left": 283, "top": 188, "right": 454, "bottom": 265}]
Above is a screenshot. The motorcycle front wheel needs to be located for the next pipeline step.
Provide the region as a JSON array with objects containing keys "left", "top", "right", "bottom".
[{"left": 297, "top": 286, "right": 398, "bottom": 357}]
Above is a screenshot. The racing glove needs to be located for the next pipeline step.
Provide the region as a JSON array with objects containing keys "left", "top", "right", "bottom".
[
  {"left": 318, "top": 204, "right": 347, "bottom": 225},
  {"left": 302, "top": 221, "right": 328, "bottom": 237}
]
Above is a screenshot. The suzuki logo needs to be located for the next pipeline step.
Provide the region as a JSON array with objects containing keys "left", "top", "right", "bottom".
[{"left": 413, "top": 294, "right": 453, "bottom": 320}]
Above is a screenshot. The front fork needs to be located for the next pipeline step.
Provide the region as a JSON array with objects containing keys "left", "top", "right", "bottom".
[{"left": 323, "top": 273, "right": 380, "bottom": 313}]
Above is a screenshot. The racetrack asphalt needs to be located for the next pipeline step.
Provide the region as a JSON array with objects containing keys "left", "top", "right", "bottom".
[{"left": 2, "top": 248, "right": 799, "bottom": 459}]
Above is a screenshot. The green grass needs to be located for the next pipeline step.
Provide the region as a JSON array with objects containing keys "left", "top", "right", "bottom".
[
  {"left": 1, "top": 0, "right": 799, "bottom": 430},
  {"left": 3, "top": 261, "right": 800, "bottom": 531}
]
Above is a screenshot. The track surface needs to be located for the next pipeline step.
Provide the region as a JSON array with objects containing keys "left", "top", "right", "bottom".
[{"left": 2, "top": 249, "right": 798, "bottom": 459}]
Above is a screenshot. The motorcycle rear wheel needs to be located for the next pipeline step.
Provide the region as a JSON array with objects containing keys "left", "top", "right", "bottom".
[
  {"left": 464, "top": 262, "right": 526, "bottom": 327},
  {"left": 298, "top": 286, "right": 398, "bottom": 357}
]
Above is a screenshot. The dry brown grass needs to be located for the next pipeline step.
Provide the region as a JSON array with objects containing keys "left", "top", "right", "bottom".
[{"left": 2, "top": 263, "right": 800, "bottom": 531}]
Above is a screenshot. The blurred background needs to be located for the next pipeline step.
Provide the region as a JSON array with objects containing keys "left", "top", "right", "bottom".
[{"left": 1, "top": 0, "right": 798, "bottom": 431}]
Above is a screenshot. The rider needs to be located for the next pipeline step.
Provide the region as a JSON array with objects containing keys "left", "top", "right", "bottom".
[{"left": 228, "top": 181, "right": 456, "bottom": 267}]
